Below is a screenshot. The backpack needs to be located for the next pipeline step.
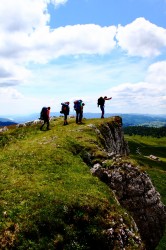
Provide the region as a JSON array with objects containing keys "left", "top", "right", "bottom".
[
  {"left": 97, "top": 97, "right": 104, "bottom": 106},
  {"left": 60, "top": 103, "right": 69, "bottom": 114},
  {"left": 40, "top": 107, "right": 47, "bottom": 120},
  {"left": 74, "top": 100, "right": 82, "bottom": 111}
]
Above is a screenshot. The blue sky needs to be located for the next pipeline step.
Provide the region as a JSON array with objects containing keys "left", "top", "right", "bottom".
[{"left": 0, "top": 0, "right": 166, "bottom": 116}]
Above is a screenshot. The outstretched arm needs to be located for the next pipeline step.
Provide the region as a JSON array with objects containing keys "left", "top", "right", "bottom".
[{"left": 105, "top": 97, "right": 112, "bottom": 100}]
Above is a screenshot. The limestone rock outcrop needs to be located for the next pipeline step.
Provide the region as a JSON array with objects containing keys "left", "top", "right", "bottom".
[
  {"left": 95, "top": 116, "right": 129, "bottom": 156},
  {"left": 91, "top": 162, "right": 166, "bottom": 249}
]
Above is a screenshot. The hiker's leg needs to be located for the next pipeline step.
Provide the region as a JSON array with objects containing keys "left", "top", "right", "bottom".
[
  {"left": 100, "top": 106, "right": 104, "bottom": 118},
  {"left": 40, "top": 123, "right": 44, "bottom": 130},
  {"left": 64, "top": 114, "right": 66, "bottom": 125},
  {"left": 64, "top": 114, "right": 67, "bottom": 125},
  {"left": 76, "top": 111, "right": 79, "bottom": 123},
  {"left": 78, "top": 112, "right": 80, "bottom": 122},
  {"left": 40, "top": 120, "right": 46, "bottom": 130},
  {"left": 79, "top": 111, "right": 83, "bottom": 122},
  {"left": 46, "top": 119, "right": 50, "bottom": 130},
  {"left": 66, "top": 115, "right": 68, "bottom": 124}
]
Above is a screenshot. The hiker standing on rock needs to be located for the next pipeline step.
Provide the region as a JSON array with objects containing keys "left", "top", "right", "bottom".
[
  {"left": 40, "top": 107, "right": 51, "bottom": 130},
  {"left": 97, "top": 96, "right": 112, "bottom": 118}
]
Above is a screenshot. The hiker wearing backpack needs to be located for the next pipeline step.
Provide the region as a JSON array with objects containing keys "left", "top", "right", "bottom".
[
  {"left": 40, "top": 107, "right": 51, "bottom": 130},
  {"left": 97, "top": 96, "right": 112, "bottom": 118},
  {"left": 60, "top": 102, "right": 70, "bottom": 125},
  {"left": 74, "top": 100, "right": 85, "bottom": 124}
]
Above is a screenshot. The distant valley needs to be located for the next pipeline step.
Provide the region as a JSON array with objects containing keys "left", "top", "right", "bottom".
[{"left": 0, "top": 113, "right": 166, "bottom": 127}]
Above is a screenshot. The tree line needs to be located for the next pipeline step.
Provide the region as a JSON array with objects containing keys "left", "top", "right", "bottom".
[{"left": 123, "top": 126, "right": 166, "bottom": 138}]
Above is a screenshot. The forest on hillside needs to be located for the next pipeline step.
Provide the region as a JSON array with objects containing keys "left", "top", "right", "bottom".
[{"left": 123, "top": 126, "right": 166, "bottom": 137}]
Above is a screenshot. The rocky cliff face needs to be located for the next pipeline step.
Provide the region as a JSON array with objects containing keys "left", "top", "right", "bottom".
[
  {"left": 91, "top": 162, "right": 166, "bottom": 250},
  {"left": 89, "top": 117, "right": 166, "bottom": 250},
  {"left": 96, "top": 116, "right": 129, "bottom": 156}
]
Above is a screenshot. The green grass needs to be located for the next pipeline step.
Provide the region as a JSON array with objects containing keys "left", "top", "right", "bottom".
[
  {"left": 0, "top": 118, "right": 165, "bottom": 249},
  {"left": 0, "top": 117, "right": 143, "bottom": 249},
  {"left": 124, "top": 134, "right": 166, "bottom": 250}
]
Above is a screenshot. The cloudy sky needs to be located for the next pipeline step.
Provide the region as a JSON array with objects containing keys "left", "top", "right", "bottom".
[{"left": 0, "top": 0, "right": 166, "bottom": 116}]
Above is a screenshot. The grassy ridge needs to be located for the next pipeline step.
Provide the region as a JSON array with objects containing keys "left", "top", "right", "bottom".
[
  {"left": 0, "top": 117, "right": 165, "bottom": 249},
  {"left": 0, "top": 117, "right": 140, "bottom": 249},
  {"left": 124, "top": 134, "right": 166, "bottom": 249}
]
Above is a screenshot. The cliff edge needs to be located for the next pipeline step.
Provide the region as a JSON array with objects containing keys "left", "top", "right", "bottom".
[{"left": 89, "top": 116, "right": 166, "bottom": 250}]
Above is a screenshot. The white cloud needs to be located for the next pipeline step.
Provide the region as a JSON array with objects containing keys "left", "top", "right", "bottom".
[
  {"left": 0, "top": 88, "right": 56, "bottom": 115},
  {"left": 0, "top": 2, "right": 165, "bottom": 68},
  {"left": 24, "top": 24, "right": 117, "bottom": 63},
  {"left": 0, "top": 87, "right": 24, "bottom": 100},
  {"left": 105, "top": 60, "right": 166, "bottom": 114},
  {"left": 0, "top": 0, "right": 49, "bottom": 33},
  {"left": 51, "top": 0, "right": 68, "bottom": 7},
  {"left": 116, "top": 17, "right": 166, "bottom": 57},
  {"left": 0, "top": 0, "right": 117, "bottom": 64},
  {"left": 0, "top": 1, "right": 165, "bottom": 67},
  {"left": 0, "top": 59, "right": 31, "bottom": 87},
  {"left": 0, "top": 0, "right": 117, "bottom": 78},
  {"left": 145, "top": 60, "right": 166, "bottom": 84}
]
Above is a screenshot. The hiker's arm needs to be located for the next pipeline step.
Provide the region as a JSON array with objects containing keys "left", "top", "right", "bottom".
[{"left": 106, "top": 97, "right": 112, "bottom": 100}]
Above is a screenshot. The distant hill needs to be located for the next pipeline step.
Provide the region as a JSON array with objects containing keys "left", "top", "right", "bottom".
[
  {"left": 115, "top": 113, "right": 166, "bottom": 127},
  {"left": 83, "top": 113, "right": 166, "bottom": 127},
  {"left": 1, "top": 113, "right": 166, "bottom": 127},
  {"left": 0, "top": 118, "right": 17, "bottom": 127}
]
